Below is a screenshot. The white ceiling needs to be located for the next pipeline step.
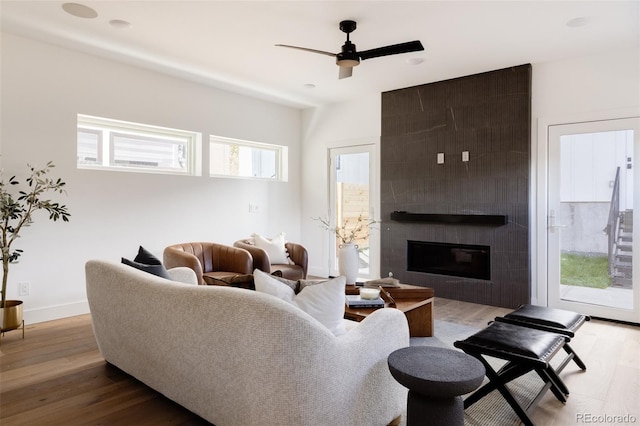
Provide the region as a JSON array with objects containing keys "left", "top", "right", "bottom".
[{"left": 1, "top": 1, "right": 638, "bottom": 108}]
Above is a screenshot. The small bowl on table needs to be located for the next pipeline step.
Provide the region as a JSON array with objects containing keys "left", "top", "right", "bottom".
[{"left": 359, "top": 288, "right": 381, "bottom": 300}]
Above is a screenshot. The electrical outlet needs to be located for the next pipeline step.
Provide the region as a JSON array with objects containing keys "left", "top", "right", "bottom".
[{"left": 19, "top": 282, "right": 30, "bottom": 296}]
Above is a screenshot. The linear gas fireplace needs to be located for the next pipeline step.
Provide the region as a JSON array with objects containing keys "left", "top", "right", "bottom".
[{"left": 407, "top": 240, "right": 491, "bottom": 281}]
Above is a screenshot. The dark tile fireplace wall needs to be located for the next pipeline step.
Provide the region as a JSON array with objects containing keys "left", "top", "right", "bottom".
[{"left": 380, "top": 64, "right": 532, "bottom": 308}]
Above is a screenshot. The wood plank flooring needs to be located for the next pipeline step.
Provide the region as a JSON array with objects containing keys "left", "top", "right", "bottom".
[{"left": 1, "top": 298, "right": 638, "bottom": 425}]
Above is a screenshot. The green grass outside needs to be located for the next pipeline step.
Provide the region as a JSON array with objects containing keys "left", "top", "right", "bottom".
[{"left": 561, "top": 253, "right": 611, "bottom": 289}]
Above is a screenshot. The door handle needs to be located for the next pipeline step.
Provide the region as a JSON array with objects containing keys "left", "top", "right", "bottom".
[{"left": 549, "top": 210, "right": 567, "bottom": 232}]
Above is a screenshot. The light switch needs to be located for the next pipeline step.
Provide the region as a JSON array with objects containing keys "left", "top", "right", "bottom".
[
  {"left": 437, "top": 153, "right": 445, "bottom": 164},
  {"left": 462, "top": 151, "right": 469, "bottom": 162}
]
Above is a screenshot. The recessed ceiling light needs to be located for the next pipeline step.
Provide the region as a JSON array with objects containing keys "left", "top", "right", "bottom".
[
  {"left": 62, "top": 3, "right": 98, "bottom": 19},
  {"left": 406, "top": 57, "right": 425, "bottom": 65},
  {"left": 110, "top": 19, "right": 132, "bottom": 29},
  {"left": 566, "top": 16, "right": 589, "bottom": 28}
]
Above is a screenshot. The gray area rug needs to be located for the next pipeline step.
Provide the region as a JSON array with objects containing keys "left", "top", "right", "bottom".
[{"left": 405, "top": 320, "right": 545, "bottom": 426}]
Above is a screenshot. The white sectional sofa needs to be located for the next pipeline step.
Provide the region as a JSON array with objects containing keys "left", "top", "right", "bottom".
[{"left": 85, "top": 260, "right": 410, "bottom": 426}]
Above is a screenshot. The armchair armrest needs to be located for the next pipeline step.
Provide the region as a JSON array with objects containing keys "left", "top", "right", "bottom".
[
  {"left": 234, "top": 240, "right": 271, "bottom": 272},
  {"left": 163, "top": 247, "right": 205, "bottom": 284},
  {"left": 285, "top": 242, "right": 308, "bottom": 277},
  {"left": 212, "top": 244, "right": 253, "bottom": 275}
]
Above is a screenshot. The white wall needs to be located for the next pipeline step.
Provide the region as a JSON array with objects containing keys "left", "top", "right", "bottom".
[
  {"left": 301, "top": 47, "right": 640, "bottom": 302},
  {"left": 0, "top": 33, "right": 302, "bottom": 324},
  {"left": 532, "top": 49, "right": 639, "bottom": 118}
]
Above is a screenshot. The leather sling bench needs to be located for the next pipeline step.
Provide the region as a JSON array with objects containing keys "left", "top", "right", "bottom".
[
  {"left": 454, "top": 322, "right": 573, "bottom": 426},
  {"left": 493, "top": 304, "right": 590, "bottom": 371}
]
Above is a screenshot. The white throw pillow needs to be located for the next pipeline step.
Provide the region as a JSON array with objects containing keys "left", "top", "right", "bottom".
[
  {"left": 252, "top": 232, "right": 293, "bottom": 265},
  {"left": 253, "top": 269, "right": 347, "bottom": 336}
]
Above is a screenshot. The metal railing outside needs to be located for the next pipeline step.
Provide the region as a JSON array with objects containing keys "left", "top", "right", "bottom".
[{"left": 605, "top": 167, "right": 621, "bottom": 275}]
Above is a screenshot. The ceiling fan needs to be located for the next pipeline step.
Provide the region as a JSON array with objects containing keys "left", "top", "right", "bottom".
[{"left": 276, "top": 20, "right": 424, "bottom": 79}]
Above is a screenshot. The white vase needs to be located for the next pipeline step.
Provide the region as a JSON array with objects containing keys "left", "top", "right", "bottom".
[{"left": 338, "top": 243, "right": 359, "bottom": 284}]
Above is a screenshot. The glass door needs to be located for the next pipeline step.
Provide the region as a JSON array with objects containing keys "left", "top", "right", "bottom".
[
  {"left": 328, "top": 145, "right": 378, "bottom": 280},
  {"left": 548, "top": 117, "right": 640, "bottom": 322}
]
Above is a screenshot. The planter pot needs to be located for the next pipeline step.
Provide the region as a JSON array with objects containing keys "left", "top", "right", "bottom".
[
  {"left": 1, "top": 300, "right": 24, "bottom": 332},
  {"left": 338, "top": 243, "right": 360, "bottom": 284}
]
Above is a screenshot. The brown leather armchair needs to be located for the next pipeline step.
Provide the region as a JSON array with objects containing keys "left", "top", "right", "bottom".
[
  {"left": 163, "top": 242, "right": 253, "bottom": 285},
  {"left": 234, "top": 239, "right": 308, "bottom": 280}
]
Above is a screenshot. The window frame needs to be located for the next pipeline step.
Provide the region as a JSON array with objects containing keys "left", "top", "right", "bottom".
[
  {"left": 76, "top": 114, "right": 202, "bottom": 176},
  {"left": 208, "top": 135, "right": 288, "bottom": 181},
  {"left": 77, "top": 127, "right": 103, "bottom": 165}
]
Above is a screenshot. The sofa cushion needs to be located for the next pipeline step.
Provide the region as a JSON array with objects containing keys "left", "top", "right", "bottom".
[
  {"left": 251, "top": 232, "right": 294, "bottom": 265},
  {"left": 253, "top": 269, "right": 347, "bottom": 336}
]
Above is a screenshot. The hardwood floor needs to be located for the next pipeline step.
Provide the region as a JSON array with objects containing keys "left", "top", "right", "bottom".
[
  {"left": 0, "top": 315, "right": 210, "bottom": 425},
  {"left": 1, "top": 299, "right": 638, "bottom": 425}
]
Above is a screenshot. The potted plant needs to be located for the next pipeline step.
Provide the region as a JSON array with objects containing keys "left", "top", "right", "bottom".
[
  {"left": 315, "top": 213, "right": 376, "bottom": 284},
  {"left": 0, "top": 162, "right": 70, "bottom": 333}
]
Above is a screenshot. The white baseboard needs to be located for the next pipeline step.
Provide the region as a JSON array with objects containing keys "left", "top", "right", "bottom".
[{"left": 24, "top": 300, "right": 90, "bottom": 325}]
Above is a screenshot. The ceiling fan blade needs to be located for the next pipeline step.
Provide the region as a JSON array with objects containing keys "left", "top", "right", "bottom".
[
  {"left": 338, "top": 66, "right": 353, "bottom": 79},
  {"left": 358, "top": 40, "right": 424, "bottom": 60},
  {"left": 275, "top": 44, "right": 336, "bottom": 57}
]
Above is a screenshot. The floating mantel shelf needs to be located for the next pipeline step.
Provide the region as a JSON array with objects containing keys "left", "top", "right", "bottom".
[{"left": 390, "top": 211, "right": 508, "bottom": 226}]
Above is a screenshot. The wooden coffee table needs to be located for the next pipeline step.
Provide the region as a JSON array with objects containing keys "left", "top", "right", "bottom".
[{"left": 344, "top": 283, "right": 434, "bottom": 337}]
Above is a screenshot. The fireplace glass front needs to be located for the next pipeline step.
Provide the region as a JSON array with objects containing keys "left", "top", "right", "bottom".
[{"left": 407, "top": 240, "right": 490, "bottom": 280}]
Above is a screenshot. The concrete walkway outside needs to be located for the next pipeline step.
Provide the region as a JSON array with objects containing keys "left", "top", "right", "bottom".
[{"left": 560, "top": 284, "right": 633, "bottom": 310}]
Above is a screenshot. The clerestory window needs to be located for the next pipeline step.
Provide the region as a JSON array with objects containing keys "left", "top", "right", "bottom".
[
  {"left": 209, "top": 135, "right": 288, "bottom": 181},
  {"left": 77, "top": 114, "right": 201, "bottom": 176}
]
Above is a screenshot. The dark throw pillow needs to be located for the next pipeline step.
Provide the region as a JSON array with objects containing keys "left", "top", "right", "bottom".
[
  {"left": 134, "top": 246, "right": 163, "bottom": 266},
  {"left": 122, "top": 246, "right": 172, "bottom": 280}
]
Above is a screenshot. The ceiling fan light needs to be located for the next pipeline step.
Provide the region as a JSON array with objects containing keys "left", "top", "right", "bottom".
[{"left": 336, "top": 58, "right": 359, "bottom": 68}]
